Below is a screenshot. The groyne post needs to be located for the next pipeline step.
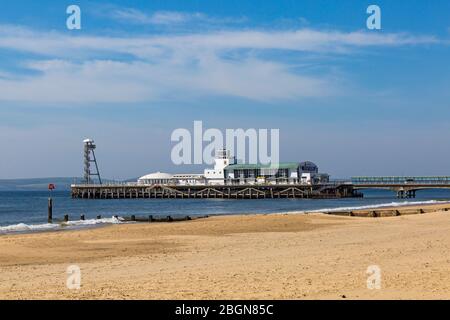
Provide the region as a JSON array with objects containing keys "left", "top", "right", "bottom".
[
  {"left": 47, "top": 198, "right": 53, "bottom": 223},
  {"left": 369, "top": 211, "right": 378, "bottom": 217}
]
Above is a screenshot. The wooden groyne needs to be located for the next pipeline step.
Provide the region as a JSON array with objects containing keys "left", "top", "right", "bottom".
[
  {"left": 48, "top": 213, "right": 209, "bottom": 224},
  {"left": 122, "top": 214, "right": 207, "bottom": 222},
  {"left": 71, "top": 183, "right": 361, "bottom": 200},
  {"left": 324, "top": 206, "right": 450, "bottom": 217}
]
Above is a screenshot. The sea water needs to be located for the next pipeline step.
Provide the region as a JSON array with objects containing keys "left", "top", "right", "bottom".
[{"left": 1, "top": 189, "right": 450, "bottom": 234}]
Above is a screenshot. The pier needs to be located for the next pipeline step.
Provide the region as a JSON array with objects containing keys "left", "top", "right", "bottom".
[
  {"left": 71, "top": 182, "right": 359, "bottom": 199},
  {"left": 352, "top": 176, "right": 450, "bottom": 198},
  {"left": 70, "top": 177, "right": 450, "bottom": 200},
  {"left": 70, "top": 140, "right": 450, "bottom": 201}
]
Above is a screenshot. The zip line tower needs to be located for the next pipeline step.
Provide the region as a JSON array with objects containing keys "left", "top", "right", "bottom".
[{"left": 83, "top": 139, "right": 102, "bottom": 185}]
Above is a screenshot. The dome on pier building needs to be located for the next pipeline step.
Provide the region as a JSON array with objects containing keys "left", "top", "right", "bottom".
[
  {"left": 138, "top": 172, "right": 174, "bottom": 185},
  {"left": 299, "top": 161, "right": 319, "bottom": 173}
]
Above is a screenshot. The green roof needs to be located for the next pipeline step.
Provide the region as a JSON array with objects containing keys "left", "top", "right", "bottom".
[{"left": 224, "top": 162, "right": 299, "bottom": 170}]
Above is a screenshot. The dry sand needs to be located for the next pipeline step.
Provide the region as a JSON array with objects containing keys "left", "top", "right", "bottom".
[{"left": 1, "top": 204, "right": 450, "bottom": 299}]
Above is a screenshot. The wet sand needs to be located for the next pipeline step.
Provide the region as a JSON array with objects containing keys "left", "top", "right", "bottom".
[{"left": 1, "top": 204, "right": 449, "bottom": 299}]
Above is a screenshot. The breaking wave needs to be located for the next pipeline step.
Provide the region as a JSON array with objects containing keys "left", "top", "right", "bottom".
[{"left": 0, "top": 216, "right": 124, "bottom": 234}]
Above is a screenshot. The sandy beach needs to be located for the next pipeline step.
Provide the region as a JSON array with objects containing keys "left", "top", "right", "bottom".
[{"left": 1, "top": 204, "right": 450, "bottom": 300}]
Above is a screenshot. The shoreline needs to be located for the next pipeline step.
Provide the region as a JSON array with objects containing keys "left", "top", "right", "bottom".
[
  {"left": 2, "top": 199, "right": 450, "bottom": 236},
  {"left": 1, "top": 202, "right": 449, "bottom": 299}
]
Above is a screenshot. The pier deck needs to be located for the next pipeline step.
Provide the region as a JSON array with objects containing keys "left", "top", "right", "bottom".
[
  {"left": 71, "top": 183, "right": 359, "bottom": 200},
  {"left": 351, "top": 176, "right": 450, "bottom": 198}
]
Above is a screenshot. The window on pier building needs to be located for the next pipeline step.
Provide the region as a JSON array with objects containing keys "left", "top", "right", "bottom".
[{"left": 275, "top": 169, "right": 288, "bottom": 178}]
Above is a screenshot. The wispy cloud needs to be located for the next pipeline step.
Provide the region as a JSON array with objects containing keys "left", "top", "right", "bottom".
[
  {"left": 0, "top": 24, "right": 445, "bottom": 105},
  {"left": 108, "top": 8, "right": 246, "bottom": 26},
  {"left": 110, "top": 9, "right": 201, "bottom": 25},
  {"left": 0, "top": 25, "right": 440, "bottom": 58}
]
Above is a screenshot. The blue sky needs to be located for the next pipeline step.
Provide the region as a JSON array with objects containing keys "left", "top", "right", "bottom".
[{"left": 0, "top": 0, "right": 449, "bottom": 179}]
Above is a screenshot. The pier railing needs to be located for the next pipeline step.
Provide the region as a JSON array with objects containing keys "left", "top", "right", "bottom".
[
  {"left": 71, "top": 180, "right": 352, "bottom": 188},
  {"left": 352, "top": 176, "right": 450, "bottom": 185}
]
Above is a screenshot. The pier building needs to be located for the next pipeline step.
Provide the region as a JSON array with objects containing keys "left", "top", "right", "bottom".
[
  {"left": 224, "top": 160, "right": 329, "bottom": 185},
  {"left": 137, "top": 149, "right": 329, "bottom": 186},
  {"left": 138, "top": 172, "right": 206, "bottom": 186},
  {"left": 204, "top": 149, "right": 237, "bottom": 185}
]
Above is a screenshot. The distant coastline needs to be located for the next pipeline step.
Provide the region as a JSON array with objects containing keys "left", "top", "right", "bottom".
[
  {"left": 0, "top": 177, "right": 78, "bottom": 191},
  {"left": 0, "top": 177, "right": 136, "bottom": 191}
]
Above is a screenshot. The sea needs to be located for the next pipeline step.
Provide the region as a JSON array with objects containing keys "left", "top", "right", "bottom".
[{"left": 1, "top": 189, "right": 450, "bottom": 234}]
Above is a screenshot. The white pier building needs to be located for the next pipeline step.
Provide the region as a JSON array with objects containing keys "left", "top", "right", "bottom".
[{"left": 137, "top": 149, "right": 329, "bottom": 186}]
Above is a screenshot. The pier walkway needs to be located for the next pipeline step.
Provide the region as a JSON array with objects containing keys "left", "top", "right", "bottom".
[{"left": 351, "top": 176, "right": 450, "bottom": 198}]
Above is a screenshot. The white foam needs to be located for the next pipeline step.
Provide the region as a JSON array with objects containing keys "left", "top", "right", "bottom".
[
  {"left": 0, "top": 216, "right": 124, "bottom": 234},
  {"left": 65, "top": 216, "right": 123, "bottom": 226},
  {"left": 0, "top": 222, "right": 60, "bottom": 233}
]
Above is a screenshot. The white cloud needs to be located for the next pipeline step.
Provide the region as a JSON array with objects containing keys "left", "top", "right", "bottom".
[
  {"left": 108, "top": 8, "right": 246, "bottom": 26},
  {"left": 0, "top": 25, "right": 441, "bottom": 58},
  {"left": 110, "top": 9, "right": 201, "bottom": 25},
  {"left": 0, "top": 57, "right": 331, "bottom": 103},
  {"left": 0, "top": 25, "right": 445, "bottom": 104}
]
